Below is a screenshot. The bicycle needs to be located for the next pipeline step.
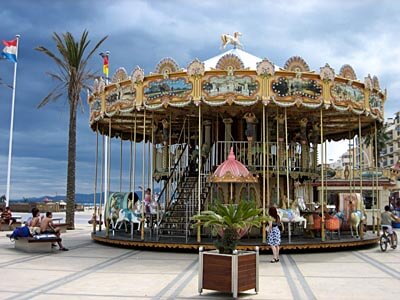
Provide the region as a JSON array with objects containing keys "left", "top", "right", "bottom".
[{"left": 379, "top": 226, "right": 398, "bottom": 252}]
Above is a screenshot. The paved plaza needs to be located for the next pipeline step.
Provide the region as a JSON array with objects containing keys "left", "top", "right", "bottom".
[{"left": 0, "top": 213, "right": 399, "bottom": 300}]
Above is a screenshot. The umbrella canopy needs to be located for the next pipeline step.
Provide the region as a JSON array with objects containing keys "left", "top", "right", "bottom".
[{"left": 210, "top": 148, "right": 257, "bottom": 183}]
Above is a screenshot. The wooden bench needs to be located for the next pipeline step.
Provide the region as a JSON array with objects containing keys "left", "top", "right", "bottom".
[
  {"left": 6, "top": 234, "right": 61, "bottom": 253},
  {"left": 0, "top": 222, "right": 22, "bottom": 231}
]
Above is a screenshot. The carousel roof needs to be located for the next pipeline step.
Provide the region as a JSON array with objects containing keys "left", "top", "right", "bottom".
[
  {"left": 203, "top": 48, "right": 280, "bottom": 71},
  {"left": 88, "top": 32, "right": 386, "bottom": 142},
  {"left": 210, "top": 148, "right": 257, "bottom": 183}
]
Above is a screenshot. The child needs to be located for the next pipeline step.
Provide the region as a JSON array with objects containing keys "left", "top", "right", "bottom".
[
  {"left": 29, "top": 207, "right": 42, "bottom": 235},
  {"left": 144, "top": 188, "right": 152, "bottom": 214}
]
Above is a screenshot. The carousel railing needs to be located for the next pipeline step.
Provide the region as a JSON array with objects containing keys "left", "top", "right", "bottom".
[{"left": 205, "top": 140, "right": 309, "bottom": 173}]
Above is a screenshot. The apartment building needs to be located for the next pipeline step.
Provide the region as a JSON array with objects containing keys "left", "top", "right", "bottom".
[{"left": 380, "top": 111, "right": 400, "bottom": 168}]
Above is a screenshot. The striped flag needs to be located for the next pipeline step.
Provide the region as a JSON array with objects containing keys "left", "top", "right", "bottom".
[
  {"left": 1, "top": 39, "right": 18, "bottom": 63},
  {"left": 100, "top": 52, "right": 109, "bottom": 77}
]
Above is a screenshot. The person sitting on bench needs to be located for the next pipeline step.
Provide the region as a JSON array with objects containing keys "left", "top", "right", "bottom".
[
  {"left": 1, "top": 207, "right": 17, "bottom": 229},
  {"left": 29, "top": 208, "right": 42, "bottom": 235},
  {"left": 40, "top": 212, "right": 68, "bottom": 251}
]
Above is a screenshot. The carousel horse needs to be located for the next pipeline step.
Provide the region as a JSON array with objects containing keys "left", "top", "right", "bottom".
[
  {"left": 115, "top": 206, "right": 142, "bottom": 232},
  {"left": 108, "top": 196, "right": 120, "bottom": 231},
  {"left": 277, "top": 197, "right": 307, "bottom": 229},
  {"left": 350, "top": 201, "right": 366, "bottom": 239},
  {"left": 333, "top": 210, "right": 346, "bottom": 228},
  {"left": 220, "top": 32, "right": 243, "bottom": 49},
  {"left": 108, "top": 193, "right": 142, "bottom": 234}
]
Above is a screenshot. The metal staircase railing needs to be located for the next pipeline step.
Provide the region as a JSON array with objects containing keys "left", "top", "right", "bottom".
[{"left": 156, "top": 143, "right": 189, "bottom": 225}]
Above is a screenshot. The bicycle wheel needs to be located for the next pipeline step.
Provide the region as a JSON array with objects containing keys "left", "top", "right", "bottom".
[
  {"left": 391, "top": 232, "right": 397, "bottom": 249},
  {"left": 379, "top": 235, "right": 388, "bottom": 252}
]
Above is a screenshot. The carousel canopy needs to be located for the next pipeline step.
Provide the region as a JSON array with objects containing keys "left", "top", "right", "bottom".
[
  {"left": 210, "top": 148, "right": 258, "bottom": 183},
  {"left": 88, "top": 32, "right": 386, "bottom": 142}
]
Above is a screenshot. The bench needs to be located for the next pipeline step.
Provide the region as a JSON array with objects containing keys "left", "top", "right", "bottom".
[{"left": 6, "top": 234, "right": 61, "bottom": 253}]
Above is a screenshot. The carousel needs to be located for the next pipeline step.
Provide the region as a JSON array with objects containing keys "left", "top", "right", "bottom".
[{"left": 88, "top": 32, "right": 397, "bottom": 251}]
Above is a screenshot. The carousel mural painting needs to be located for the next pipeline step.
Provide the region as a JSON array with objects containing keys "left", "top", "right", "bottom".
[{"left": 88, "top": 33, "right": 397, "bottom": 251}]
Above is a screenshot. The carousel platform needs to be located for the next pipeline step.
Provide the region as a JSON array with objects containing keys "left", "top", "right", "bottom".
[{"left": 91, "top": 230, "right": 379, "bottom": 253}]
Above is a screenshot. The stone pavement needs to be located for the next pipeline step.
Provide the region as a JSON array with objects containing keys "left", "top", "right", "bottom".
[{"left": 0, "top": 220, "right": 399, "bottom": 299}]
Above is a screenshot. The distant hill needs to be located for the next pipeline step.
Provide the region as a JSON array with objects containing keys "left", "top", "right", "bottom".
[{"left": 11, "top": 191, "right": 149, "bottom": 204}]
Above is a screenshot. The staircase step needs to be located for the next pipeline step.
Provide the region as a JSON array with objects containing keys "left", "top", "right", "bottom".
[{"left": 158, "top": 173, "right": 210, "bottom": 236}]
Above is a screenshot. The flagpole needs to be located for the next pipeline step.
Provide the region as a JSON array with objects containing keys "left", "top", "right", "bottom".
[
  {"left": 103, "top": 51, "right": 110, "bottom": 214},
  {"left": 5, "top": 34, "right": 20, "bottom": 207}
]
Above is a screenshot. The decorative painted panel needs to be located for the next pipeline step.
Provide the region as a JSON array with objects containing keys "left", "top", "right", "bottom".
[
  {"left": 90, "top": 98, "right": 102, "bottom": 121},
  {"left": 91, "top": 98, "right": 101, "bottom": 111},
  {"left": 330, "top": 82, "right": 364, "bottom": 109},
  {"left": 202, "top": 75, "right": 259, "bottom": 98},
  {"left": 369, "top": 92, "right": 383, "bottom": 118},
  {"left": 105, "top": 84, "right": 136, "bottom": 113},
  {"left": 144, "top": 78, "right": 192, "bottom": 101},
  {"left": 271, "top": 76, "right": 322, "bottom": 99}
]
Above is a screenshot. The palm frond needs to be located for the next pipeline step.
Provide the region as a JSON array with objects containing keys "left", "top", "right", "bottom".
[{"left": 37, "top": 90, "right": 63, "bottom": 108}]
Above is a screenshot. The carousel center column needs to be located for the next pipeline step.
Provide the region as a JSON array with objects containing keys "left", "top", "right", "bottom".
[
  {"left": 244, "top": 112, "right": 258, "bottom": 168},
  {"left": 299, "top": 118, "right": 309, "bottom": 172},
  {"left": 204, "top": 120, "right": 212, "bottom": 147},
  {"left": 223, "top": 118, "right": 233, "bottom": 156}
]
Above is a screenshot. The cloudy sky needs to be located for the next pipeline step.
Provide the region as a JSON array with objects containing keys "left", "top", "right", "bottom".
[{"left": 0, "top": 0, "right": 399, "bottom": 199}]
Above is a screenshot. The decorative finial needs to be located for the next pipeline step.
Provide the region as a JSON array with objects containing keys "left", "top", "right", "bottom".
[
  {"left": 220, "top": 32, "right": 243, "bottom": 50},
  {"left": 228, "top": 147, "right": 236, "bottom": 160}
]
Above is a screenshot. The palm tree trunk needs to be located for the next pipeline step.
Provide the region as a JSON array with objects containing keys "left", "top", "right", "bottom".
[{"left": 66, "top": 102, "right": 77, "bottom": 229}]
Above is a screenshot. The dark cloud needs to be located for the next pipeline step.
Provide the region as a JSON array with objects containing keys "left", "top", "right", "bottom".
[{"left": 0, "top": 0, "right": 399, "bottom": 198}]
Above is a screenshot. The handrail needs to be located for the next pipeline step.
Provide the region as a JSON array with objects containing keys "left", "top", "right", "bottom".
[
  {"left": 158, "top": 143, "right": 188, "bottom": 202},
  {"left": 157, "top": 143, "right": 188, "bottom": 218},
  {"left": 176, "top": 117, "right": 187, "bottom": 145}
]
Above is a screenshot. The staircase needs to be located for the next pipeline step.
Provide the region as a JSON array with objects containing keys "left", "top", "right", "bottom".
[{"left": 158, "top": 175, "right": 210, "bottom": 242}]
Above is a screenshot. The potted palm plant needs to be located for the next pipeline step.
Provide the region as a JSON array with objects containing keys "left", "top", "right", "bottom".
[{"left": 192, "top": 200, "right": 270, "bottom": 298}]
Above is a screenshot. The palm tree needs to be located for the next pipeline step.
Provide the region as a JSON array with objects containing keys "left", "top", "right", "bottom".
[
  {"left": 192, "top": 201, "right": 270, "bottom": 254},
  {"left": 36, "top": 30, "right": 107, "bottom": 229}
]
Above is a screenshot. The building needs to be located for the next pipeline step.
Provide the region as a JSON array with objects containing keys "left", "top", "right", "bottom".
[{"left": 380, "top": 111, "right": 400, "bottom": 168}]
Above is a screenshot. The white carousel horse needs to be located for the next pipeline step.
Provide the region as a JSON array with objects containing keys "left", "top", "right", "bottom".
[
  {"left": 115, "top": 207, "right": 141, "bottom": 232},
  {"left": 108, "top": 196, "right": 120, "bottom": 231},
  {"left": 107, "top": 194, "right": 142, "bottom": 234},
  {"left": 350, "top": 200, "right": 366, "bottom": 239},
  {"left": 220, "top": 32, "right": 243, "bottom": 49},
  {"left": 277, "top": 197, "right": 307, "bottom": 229}
]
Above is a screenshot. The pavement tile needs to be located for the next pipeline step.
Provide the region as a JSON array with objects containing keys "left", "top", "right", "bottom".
[{"left": 0, "top": 211, "right": 398, "bottom": 300}]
